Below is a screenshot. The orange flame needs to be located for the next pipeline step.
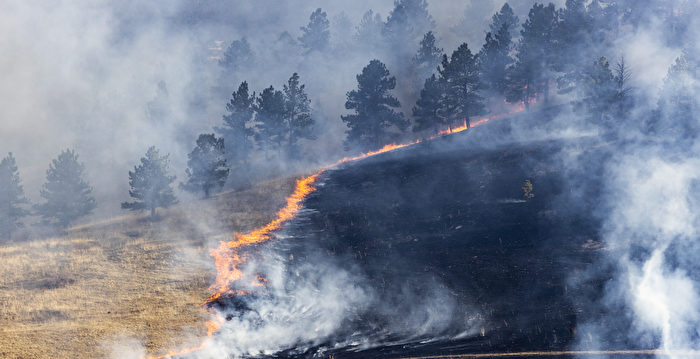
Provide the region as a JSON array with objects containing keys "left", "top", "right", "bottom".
[{"left": 144, "top": 104, "right": 526, "bottom": 358}]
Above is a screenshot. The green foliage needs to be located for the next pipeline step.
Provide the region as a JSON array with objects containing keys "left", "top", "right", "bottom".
[
  {"left": 412, "top": 74, "right": 444, "bottom": 133},
  {"left": 254, "top": 86, "right": 287, "bottom": 157},
  {"left": 342, "top": 59, "right": 408, "bottom": 151},
  {"left": 283, "top": 72, "right": 315, "bottom": 152},
  {"left": 121, "top": 146, "right": 177, "bottom": 219},
  {"left": 299, "top": 8, "right": 330, "bottom": 53},
  {"left": 0, "top": 153, "right": 29, "bottom": 238},
  {"left": 506, "top": 3, "right": 559, "bottom": 108},
  {"left": 35, "top": 149, "right": 96, "bottom": 227},
  {"left": 181, "top": 134, "right": 229, "bottom": 198},
  {"left": 215, "top": 81, "right": 255, "bottom": 167},
  {"left": 438, "top": 43, "right": 486, "bottom": 129}
]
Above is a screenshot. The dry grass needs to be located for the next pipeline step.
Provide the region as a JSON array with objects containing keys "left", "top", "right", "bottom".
[{"left": 0, "top": 176, "right": 298, "bottom": 359}]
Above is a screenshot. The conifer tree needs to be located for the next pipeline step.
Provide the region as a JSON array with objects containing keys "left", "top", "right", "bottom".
[
  {"left": 219, "top": 38, "right": 253, "bottom": 72},
  {"left": 438, "top": 43, "right": 485, "bottom": 130},
  {"left": 121, "top": 147, "right": 177, "bottom": 219},
  {"left": 35, "top": 149, "right": 96, "bottom": 227},
  {"left": 355, "top": 10, "right": 384, "bottom": 47},
  {"left": 383, "top": 0, "right": 434, "bottom": 54},
  {"left": 412, "top": 31, "right": 443, "bottom": 80},
  {"left": 254, "top": 86, "right": 287, "bottom": 157},
  {"left": 342, "top": 60, "right": 408, "bottom": 151},
  {"left": 506, "top": 3, "right": 559, "bottom": 108},
  {"left": 181, "top": 134, "right": 229, "bottom": 198},
  {"left": 215, "top": 81, "right": 255, "bottom": 167},
  {"left": 489, "top": 3, "right": 519, "bottom": 40},
  {"left": 412, "top": 74, "right": 444, "bottom": 133},
  {"left": 0, "top": 153, "right": 29, "bottom": 238},
  {"left": 299, "top": 8, "right": 330, "bottom": 53},
  {"left": 479, "top": 23, "right": 514, "bottom": 96},
  {"left": 283, "top": 73, "right": 315, "bottom": 153}
]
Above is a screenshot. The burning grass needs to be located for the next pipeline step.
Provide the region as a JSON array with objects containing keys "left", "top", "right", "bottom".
[{"left": 0, "top": 176, "right": 297, "bottom": 359}]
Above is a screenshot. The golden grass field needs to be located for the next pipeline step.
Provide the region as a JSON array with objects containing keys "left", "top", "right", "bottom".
[{"left": 0, "top": 177, "right": 297, "bottom": 359}]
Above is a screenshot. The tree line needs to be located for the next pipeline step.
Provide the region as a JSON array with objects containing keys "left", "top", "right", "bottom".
[{"left": 1, "top": 0, "right": 696, "bottom": 237}]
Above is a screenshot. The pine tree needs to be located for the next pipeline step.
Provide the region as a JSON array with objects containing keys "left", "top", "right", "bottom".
[
  {"left": 181, "top": 134, "right": 229, "bottom": 198},
  {"left": 412, "top": 31, "right": 443, "bottom": 80},
  {"left": 35, "top": 149, "right": 96, "bottom": 227},
  {"left": 215, "top": 81, "right": 255, "bottom": 167},
  {"left": 652, "top": 53, "right": 698, "bottom": 138},
  {"left": 581, "top": 57, "right": 616, "bottom": 125},
  {"left": 438, "top": 43, "right": 485, "bottom": 129},
  {"left": 0, "top": 153, "right": 29, "bottom": 239},
  {"left": 383, "top": 0, "right": 434, "bottom": 52},
  {"left": 219, "top": 38, "right": 253, "bottom": 72},
  {"left": 506, "top": 3, "right": 559, "bottom": 109},
  {"left": 299, "top": 8, "right": 330, "bottom": 53},
  {"left": 355, "top": 10, "right": 384, "bottom": 47},
  {"left": 479, "top": 23, "right": 514, "bottom": 96},
  {"left": 254, "top": 86, "right": 287, "bottom": 157},
  {"left": 489, "top": 3, "right": 519, "bottom": 40},
  {"left": 412, "top": 74, "right": 444, "bottom": 133},
  {"left": 121, "top": 147, "right": 177, "bottom": 219},
  {"left": 342, "top": 59, "right": 408, "bottom": 151},
  {"left": 556, "top": 0, "right": 593, "bottom": 74},
  {"left": 283, "top": 73, "right": 315, "bottom": 153}
]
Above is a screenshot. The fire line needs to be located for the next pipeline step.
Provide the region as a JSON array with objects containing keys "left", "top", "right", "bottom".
[{"left": 145, "top": 109, "right": 518, "bottom": 359}]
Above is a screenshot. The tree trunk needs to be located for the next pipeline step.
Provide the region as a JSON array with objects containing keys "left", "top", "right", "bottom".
[{"left": 150, "top": 206, "right": 156, "bottom": 219}]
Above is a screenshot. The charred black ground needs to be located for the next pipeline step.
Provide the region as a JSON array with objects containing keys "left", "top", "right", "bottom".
[{"left": 212, "top": 113, "right": 651, "bottom": 358}]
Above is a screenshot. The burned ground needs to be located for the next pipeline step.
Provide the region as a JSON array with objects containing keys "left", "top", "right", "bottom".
[{"left": 235, "top": 126, "right": 643, "bottom": 358}]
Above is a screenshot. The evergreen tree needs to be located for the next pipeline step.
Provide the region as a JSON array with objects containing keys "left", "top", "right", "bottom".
[
  {"left": 215, "top": 81, "right": 255, "bottom": 167},
  {"left": 283, "top": 73, "right": 315, "bottom": 153},
  {"left": 219, "top": 38, "right": 253, "bottom": 72},
  {"left": 412, "top": 31, "right": 443, "bottom": 80},
  {"left": 438, "top": 43, "right": 485, "bottom": 129},
  {"left": 254, "top": 86, "right": 287, "bottom": 157},
  {"left": 181, "top": 134, "right": 229, "bottom": 198},
  {"left": 652, "top": 53, "right": 698, "bottom": 138},
  {"left": 355, "top": 9, "right": 384, "bottom": 46},
  {"left": 121, "top": 147, "right": 177, "bottom": 219},
  {"left": 412, "top": 74, "right": 444, "bottom": 133},
  {"left": 383, "top": 0, "right": 434, "bottom": 55},
  {"left": 479, "top": 23, "right": 514, "bottom": 96},
  {"left": 581, "top": 57, "right": 616, "bottom": 125},
  {"left": 506, "top": 3, "right": 559, "bottom": 109},
  {"left": 35, "top": 149, "right": 96, "bottom": 227},
  {"left": 299, "top": 8, "right": 330, "bottom": 53},
  {"left": 342, "top": 60, "right": 408, "bottom": 151},
  {"left": 556, "top": 0, "right": 593, "bottom": 74},
  {"left": 489, "top": 3, "right": 519, "bottom": 40},
  {"left": 0, "top": 153, "right": 29, "bottom": 239}
]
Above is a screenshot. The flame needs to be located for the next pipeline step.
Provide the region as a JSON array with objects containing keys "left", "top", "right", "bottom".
[{"left": 144, "top": 103, "right": 526, "bottom": 358}]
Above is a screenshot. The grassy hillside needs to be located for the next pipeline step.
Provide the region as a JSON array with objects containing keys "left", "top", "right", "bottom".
[{"left": 0, "top": 176, "right": 297, "bottom": 359}]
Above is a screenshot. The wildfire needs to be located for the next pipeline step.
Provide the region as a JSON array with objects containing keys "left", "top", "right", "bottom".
[{"left": 145, "top": 103, "right": 527, "bottom": 358}]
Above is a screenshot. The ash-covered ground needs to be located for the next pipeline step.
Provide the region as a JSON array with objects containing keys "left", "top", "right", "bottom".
[{"left": 207, "top": 113, "right": 647, "bottom": 359}]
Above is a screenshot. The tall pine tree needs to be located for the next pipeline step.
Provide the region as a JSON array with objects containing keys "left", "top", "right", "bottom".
[
  {"left": 438, "top": 43, "right": 485, "bottom": 129},
  {"left": 299, "top": 8, "right": 330, "bottom": 53},
  {"left": 254, "top": 86, "right": 287, "bottom": 158},
  {"left": 342, "top": 60, "right": 408, "bottom": 151},
  {"left": 479, "top": 23, "right": 515, "bottom": 96},
  {"left": 412, "top": 31, "right": 443, "bottom": 81},
  {"left": 35, "top": 149, "right": 96, "bottom": 227},
  {"left": 506, "top": 3, "right": 559, "bottom": 109},
  {"left": 121, "top": 147, "right": 177, "bottom": 219},
  {"left": 283, "top": 73, "right": 315, "bottom": 154},
  {"left": 219, "top": 38, "right": 254, "bottom": 72},
  {"left": 0, "top": 153, "right": 29, "bottom": 239},
  {"left": 215, "top": 81, "right": 255, "bottom": 167},
  {"left": 412, "top": 74, "right": 444, "bottom": 133},
  {"left": 181, "top": 134, "right": 229, "bottom": 198}
]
